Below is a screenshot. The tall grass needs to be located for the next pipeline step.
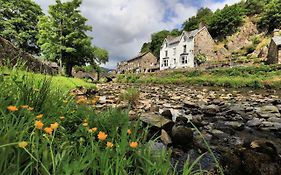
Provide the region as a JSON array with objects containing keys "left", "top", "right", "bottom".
[
  {"left": 0, "top": 67, "right": 221, "bottom": 174},
  {"left": 116, "top": 65, "right": 281, "bottom": 89}
]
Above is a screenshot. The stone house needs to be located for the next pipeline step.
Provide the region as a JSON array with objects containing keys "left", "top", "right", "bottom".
[
  {"left": 117, "top": 52, "right": 158, "bottom": 73},
  {"left": 159, "top": 26, "right": 215, "bottom": 70},
  {"left": 267, "top": 33, "right": 281, "bottom": 64}
]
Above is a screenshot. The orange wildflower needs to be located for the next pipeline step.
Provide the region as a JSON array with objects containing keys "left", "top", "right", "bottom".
[
  {"left": 97, "top": 131, "right": 107, "bottom": 141},
  {"left": 44, "top": 127, "right": 53, "bottom": 135},
  {"left": 130, "top": 141, "right": 138, "bottom": 149},
  {"left": 106, "top": 141, "right": 113, "bottom": 148},
  {"left": 127, "top": 129, "right": 132, "bottom": 135},
  {"left": 21, "top": 105, "right": 29, "bottom": 109},
  {"left": 35, "top": 120, "right": 44, "bottom": 129},
  {"left": 27, "top": 107, "right": 33, "bottom": 111},
  {"left": 50, "top": 122, "right": 59, "bottom": 130},
  {"left": 18, "top": 141, "right": 28, "bottom": 148},
  {"left": 36, "top": 114, "right": 43, "bottom": 119},
  {"left": 7, "top": 106, "right": 18, "bottom": 112},
  {"left": 59, "top": 116, "right": 65, "bottom": 120}
]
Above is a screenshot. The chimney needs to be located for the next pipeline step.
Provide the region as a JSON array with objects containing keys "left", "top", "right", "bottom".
[
  {"left": 274, "top": 29, "right": 280, "bottom": 36},
  {"left": 199, "top": 21, "right": 206, "bottom": 29}
]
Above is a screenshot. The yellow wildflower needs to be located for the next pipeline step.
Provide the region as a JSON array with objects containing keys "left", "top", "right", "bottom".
[
  {"left": 91, "top": 127, "right": 97, "bottom": 132},
  {"left": 50, "top": 122, "right": 59, "bottom": 130},
  {"left": 20, "top": 105, "right": 29, "bottom": 109},
  {"left": 63, "top": 100, "right": 68, "bottom": 104},
  {"left": 36, "top": 114, "right": 43, "bottom": 119},
  {"left": 35, "top": 120, "right": 44, "bottom": 129},
  {"left": 130, "top": 141, "right": 138, "bottom": 149},
  {"left": 7, "top": 106, "right": 18, "bottom": 112},
  {"left": 59, "top": 116, "right": 65, "bottom": 120},
  {"left": 82, "top": 123, "right": 88, "bottom": 127},
  {"left": 18, "top": 141, "right": 28, "bottom": 148},
  {"left": 44, "top": 127, "right": 53, "bottom": 135},
  {"left": 76, "top": 98, "right": 87, "bottom": 104},
  {"left": 97, "top": 131, "right": 107, "bottom": 141},
  {"left": 106, "top": 142, "right": 113, "bottom": 148}
]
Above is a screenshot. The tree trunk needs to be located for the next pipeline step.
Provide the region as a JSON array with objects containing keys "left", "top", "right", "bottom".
[
  {"left": 97, "top": 71, "right": 100, "bottom": 82},
  {"left": 65, "top": 63, "right": 73, "bottom": 77}
]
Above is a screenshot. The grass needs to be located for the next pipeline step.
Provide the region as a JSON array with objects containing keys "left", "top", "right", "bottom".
[
  {"left": 0, "top": 67, "right": 221, "bottom": 174},
  {"left": 117, "top": 64, "right": 281, "bottom": 89}
]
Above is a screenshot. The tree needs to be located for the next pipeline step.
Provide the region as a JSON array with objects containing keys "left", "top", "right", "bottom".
[
  {"left": 140, "top": 42, "right": 151, "bottom": 53},
  {"left": 0, "top": 0, "right": 43, "bottom": 54},
  {"left": 208, "top": 4, "right": 245, "bottom": 39},
  {"left": 258, "top": 0, "right": 281, "bottom": 32},
  {"left": 244, "top": 0, "right": 270, "bottom": 15},
  {"left": 37, "top": 0, "right": 105, "bottom": 76},
  {"left": 93, "top": 47, "right": 108, "bottom": 81},
  {"left": 182, "top": 8, "right": 213, "bottom": 31},
  {"left": 149, "top": 30, "right": 171, "bottom": 58}
]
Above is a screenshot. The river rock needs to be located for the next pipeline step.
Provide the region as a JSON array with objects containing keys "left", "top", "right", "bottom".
[
  {"left": 256, "top": 105, "right": 281, "bottom": 118},
  {"left": 202, "top": 104, "right": 220, "bottom": 116},
  {"left": 224, "top": 121, "right": 244, "bottom": 131},
  {"left": 246, "top": 118, "right": 263, "bottom": 127},
  {"left": 171, "top": 124, "right": 193, "bottom": 149},
  {"left": 161, "top": 109, "right": 173, "bottom": 120},
  {"left": 183, "top": 99, "right": 198, "bottom": 108},
  {"left": 161, "top": 129, "right": 172, "bottom": 145},
  {"left": 140, "top": 113, "right": 173, "bottom": 128}
]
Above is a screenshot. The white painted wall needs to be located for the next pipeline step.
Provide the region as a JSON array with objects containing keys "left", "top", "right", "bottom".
[{"left": 160, "top": 33, "right": 195, "bottom": 70}]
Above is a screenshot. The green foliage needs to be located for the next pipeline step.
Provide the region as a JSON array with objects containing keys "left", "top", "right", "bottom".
[
  {"left": 120, "top": 88, "right": 140, "bottom": 107},
  {"left": 37, "top": 0, "right": 107, "bottom": 77},
  {"left": 258, "top": 0, "right": 281, "bottom": 32},
  {"left": 244, "top": 0, "right": 270, "bottom": 15},
  {"left": 0, "top": 0, "right": 43, "bottom": 54},
  {"left": 0, "top": 68, "right": 189, "bottom": 175},
  {"left": 194, "top": 53, "right": 207, "bottom": 66},
  {"left": 140, "top": 42, "right": 151, "bottom": 53},
  {"left": 182, "top": 8, "right": 213, "bottom": 31},
  {"left": 149, "top": 30, "right": 171, "bottom": 58},
  {"left": 140, "top": 29, "right": 182, "bottom": 58},
  {"left": 208, "top": 4, "right": 246, "bottom": 39},
  {"left": 116, "top": 65, "right": 281, "bottom": 89}
]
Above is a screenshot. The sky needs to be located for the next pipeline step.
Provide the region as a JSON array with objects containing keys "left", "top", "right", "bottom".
[{"left": 34, "top": 0, "right": 240, "bottom": 69}]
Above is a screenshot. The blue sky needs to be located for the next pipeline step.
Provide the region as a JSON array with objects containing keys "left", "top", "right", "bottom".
[{"left": 34, "top": 0, "right": 240, "bottom": 69}]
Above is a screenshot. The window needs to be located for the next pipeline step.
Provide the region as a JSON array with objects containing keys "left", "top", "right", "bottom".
[
  {"left": 173, "top": 48, "right": 176, "bottom": 56},
  {"left": 163, "top": 58, "right": 169, "bottom": 67},
  {"left": 183, "top": 45, "right": 186, "bottom": 53},
  {"left": 165, "top": 50, "right": 168, "bottom": 57},
  {"left": 181, "top": 56, "right": 188, "bottom": 64}
]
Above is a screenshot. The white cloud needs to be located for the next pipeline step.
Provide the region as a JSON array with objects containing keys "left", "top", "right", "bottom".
[{"left": 34, "top": 0, "right": 240, "bottom": 69}]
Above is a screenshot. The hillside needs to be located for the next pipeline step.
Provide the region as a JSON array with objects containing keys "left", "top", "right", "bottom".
[{"left": 140, "top": 0, "right": 281, "bottom": 65}]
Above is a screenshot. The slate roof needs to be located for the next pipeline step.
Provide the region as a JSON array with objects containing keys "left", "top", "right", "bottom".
[
  {"left": 165, "top": 28, "right": 200, "bottom": 45},
  {"left": 273, "top": 36, "right": 281, "bottom": 46}
]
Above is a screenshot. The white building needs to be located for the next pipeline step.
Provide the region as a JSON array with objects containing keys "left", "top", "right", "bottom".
[{"left": 160, "top": 26, "right": 215, "bottom": 70}]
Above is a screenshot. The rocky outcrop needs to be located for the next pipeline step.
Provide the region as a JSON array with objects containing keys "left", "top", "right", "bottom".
[
  {"left": 226, "top": 17, "right": 259, "bottom": 52},
  {"left": 0, "top": 36, "right": 56, "bottom": 74}
]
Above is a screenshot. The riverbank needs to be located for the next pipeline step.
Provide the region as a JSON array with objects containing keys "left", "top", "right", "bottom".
[
  {"left": 116, "top": 64, "right": 281, "bottom": 89},
  {"left": 95, "top": 83, "right": 281, "bottom": 174}
]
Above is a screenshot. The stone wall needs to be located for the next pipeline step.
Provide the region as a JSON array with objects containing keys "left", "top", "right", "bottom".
[
  {"left": 117, "top": 52, "right": 158, "bottom": 73},
  {"left": 194, "top": 28, "right": 216, "bottom": 61},
  {"left": 0, "top": 37, "right": 56, "bottom": 74}
]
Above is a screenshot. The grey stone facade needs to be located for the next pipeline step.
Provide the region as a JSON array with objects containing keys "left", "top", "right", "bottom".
[{"left": 117, "top": 52, "right": 158, "bottom": 73}]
